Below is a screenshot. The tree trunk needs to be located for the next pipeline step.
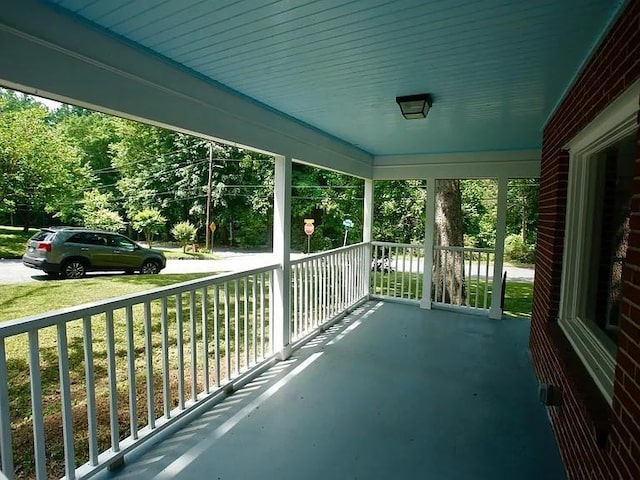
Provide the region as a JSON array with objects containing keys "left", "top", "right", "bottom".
[{"left": 433, "top": 179, "right": 465, "bottom": 304}]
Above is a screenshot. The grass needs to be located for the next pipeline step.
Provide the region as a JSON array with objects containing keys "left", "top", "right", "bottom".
[
  {"left": 370, "top": 271, "right": 533, "bottom": 318},
  {"left": 0, "top": 273, "right": 212, "bottom": 322},
  {"left": 157, "top": 247, "right": 219, "bottom": 260},
  {"left": 0, "top": 226, "right": 38, "bottom": 259}
]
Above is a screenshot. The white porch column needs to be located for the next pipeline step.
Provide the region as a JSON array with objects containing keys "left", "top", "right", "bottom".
[
  {"left": 420, "top": 178, "right": 436, "bottom": 309},
  {"left": 363, "top": 179, "right": 373, "bottom": 298},
  {"left": 489, "top": 176, "right": 508, "bottom": 319},
  {"left": 273, "top": 154, "right": 292, "bottom": 359}
]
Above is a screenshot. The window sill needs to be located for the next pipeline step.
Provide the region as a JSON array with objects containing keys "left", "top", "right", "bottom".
[{"left": 548, "top": 321, "right": 613, "bottom": 448}]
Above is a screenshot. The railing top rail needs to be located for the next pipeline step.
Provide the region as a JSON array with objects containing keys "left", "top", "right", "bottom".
[
  {"left": 0, "top": 263, "right": 279, "bottom": 338},
  {"left": 371, "top": 241, "right": 424, "bottom": 249},
  {"left": 290, "top": 242, "right": 367, "bottom": 265},
  {"left": 433, "top": 246, "right": 495, "bottom": 253}
]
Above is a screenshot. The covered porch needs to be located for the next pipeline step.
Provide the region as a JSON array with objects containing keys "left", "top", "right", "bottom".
[
  {"left": 98, "top": 301, "right": 563, "bottom": 480},
  {"left": 1, "top": 1, "right": 637, "bottom": 478}
]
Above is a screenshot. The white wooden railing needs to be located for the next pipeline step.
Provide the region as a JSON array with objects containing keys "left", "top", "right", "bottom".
[
  {"left": 370, "top": 242, "right": 425, "bottom": 303},
  {"left": 0, "top": 243, "right": 372, "bottom": 480},
  {"left": 290, "top": 242, "right": 369, "bottom": 342},
  {"left": 369, "top": 242, "right": 495, "bottom": 311},
  {"left": 432, "top": 246, "right": 495, "bottom": 310},
  {"left": 0, "top": 265, "right": 277, "bottom": 480}
]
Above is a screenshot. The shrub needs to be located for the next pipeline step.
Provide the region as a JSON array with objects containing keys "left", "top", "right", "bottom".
[
  {"left": 504, "top": 234, "right": 535, "bottom": 265},
  {"left": 131, "top": 208, "right": 166, "bottom": 247},
  {"left": 84, "top": 209, "right": 123, "bottom": 232},
  {"left": 171, "top": 221, "right": 197, "bottom": 253}
]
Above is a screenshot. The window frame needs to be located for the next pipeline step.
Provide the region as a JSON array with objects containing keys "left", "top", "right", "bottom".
[{"left": 558, "top": 81, "right": 640, "bottom": 405}]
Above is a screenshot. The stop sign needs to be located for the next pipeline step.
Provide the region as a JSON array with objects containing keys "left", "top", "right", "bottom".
[{"left": 304, "top": 223, "right": 314, "bottom": 235}]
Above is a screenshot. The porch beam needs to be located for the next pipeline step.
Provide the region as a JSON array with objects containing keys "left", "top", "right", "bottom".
[
  {"left": 373, "top": 151, "right": 540, "bottom": 180},
  {"left": 420, "top": 178, "right": 436, "bottom": 309},
  {"left": 272, "top": 155, "right": 292, "bottom": 359},
  {"left": 489, "top": 176, "right": 508, "bottom": 319}
]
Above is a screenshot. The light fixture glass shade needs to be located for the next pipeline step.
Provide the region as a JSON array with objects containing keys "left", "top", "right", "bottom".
[{"left": 396, "top": 94, "right": 432, "bottom": 119}]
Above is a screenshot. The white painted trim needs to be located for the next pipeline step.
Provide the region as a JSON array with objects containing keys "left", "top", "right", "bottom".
[
  {"left": 559, "top": 318, "right": 616, "bottom": 403},
  {"left": 565, "top": 80, "right": 640, "bottom": 153},
  {"left": 373, "top": 151, "right": 540, "bottom": 180},
  {"left": 489, "top": 176, "right": 508, "bottom": 319},
  {"left": 374, "top": 149, "right": 541, "bottom": 166},
  {"left": 558, "top": 79, "right": 640, "bottom": 406},
  {"left": 272, "top": 155, "right": 292, "bottom": 357},
  {"left": 0, "top": 0, "right": 373, "bottom": 178}
]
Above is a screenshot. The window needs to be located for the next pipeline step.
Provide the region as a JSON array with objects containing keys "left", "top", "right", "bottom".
[{"left": 559, "top": 82, "right": 639, "bottom": 404}]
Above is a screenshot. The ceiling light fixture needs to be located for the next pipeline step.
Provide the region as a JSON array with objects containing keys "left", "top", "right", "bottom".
[{"left": 396, "top": 93, "right": 432, "bottom": 119}]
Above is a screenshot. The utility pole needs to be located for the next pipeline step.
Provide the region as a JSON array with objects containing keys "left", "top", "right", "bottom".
[{"left": 205, "top": 141, "right": 213, "bottom": 251}]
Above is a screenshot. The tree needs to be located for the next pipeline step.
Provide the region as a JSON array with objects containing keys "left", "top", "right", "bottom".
[
  {"left": 0, "top": 104, "right": 92, "bottom": 230},
  {"left": 80, "top": 190, "right": 123, "bottom": 231},
  {"left": 433, "top": 179, "right": 465, "bottom": 304},
  {"left": 373, "top": 180, "right": 426, "bottom": 244},
  {"left": 171, "top": 221, "right": 197, "bottom": 253},
  {"left": 131, "top": 208, "right": 166, "bottom": 247}
]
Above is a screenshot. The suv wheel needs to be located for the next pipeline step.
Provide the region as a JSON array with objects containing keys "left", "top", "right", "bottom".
[
  {"left": 141, "top": 260, "right": 160, "bottom": 275},
  {"left": 61, "top": 260, "right": 87, "bottom": 279}
]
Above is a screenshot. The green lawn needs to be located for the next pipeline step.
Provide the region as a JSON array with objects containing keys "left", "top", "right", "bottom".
[
  {"left": 0, "top": 273, "right": 212, "bottom": 322},
  {"left": 0, "top": 226, "right": 38, "bottom": 259}
]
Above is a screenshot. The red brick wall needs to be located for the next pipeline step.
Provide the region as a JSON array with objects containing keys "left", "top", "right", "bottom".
[{"left": 530, "top": 0, "right": 640, "bottom": 479}]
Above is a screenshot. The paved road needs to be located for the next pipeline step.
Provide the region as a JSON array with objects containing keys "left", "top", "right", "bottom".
[{"left": 0, "top": 252, "right": 534, "bottom": 285}]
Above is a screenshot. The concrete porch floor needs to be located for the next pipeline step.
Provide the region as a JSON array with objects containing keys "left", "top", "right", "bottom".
[{"left": 100, "top": 301, "right": 565, "bottom": 480}]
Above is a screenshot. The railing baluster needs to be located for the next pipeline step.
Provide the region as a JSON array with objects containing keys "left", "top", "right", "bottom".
[
  {"left": 57, "top": 323, "right": 76, "bottom": 480},
  {"left": 314, "top": 258, "right": 320, "bottom": 326},
  {"left": 213, "top": 285, "right": 221, "bottom": 387},
  {"left": 393, "top": 246, "right": 399, "bottom": 298},
  {"left": 201, "top": 287, "right": 210, "bottom": 395},
  {"left": 292, "top": 264, "right": 298, "bottom": 339},
  {"left": 244, "top": 277, "right": 249, "bottom": 370},
  {"left": 401, "top": 246, "right": 406, "bottom": 299},
  {"left": 467, "top": 251, "right": 473, "bottom": 307},
  {"left": 189, "top": 291, "right": 197, "bottom": 402},
  {"left": 160, "top": 298, "right": 171, "bottom": 419},
  {"left": 105, "top": 310, "right": 119, "bottom": 453},
  {"left": 252, "top": 275, "right": 257, "bottom": 365},
  {"left": 234, "top": 279, "right": 240, "bottom": 375},
  {"left": 176, "top": 294, "right": 185, "bottom": 410},
  {"left": 124, "top": 306, "right": 138, "bottom": 438},
  {"left": 269, "top": 270, "right": 274, "bottom": 354},
  {"left": 297, "top": 264, "right": 303, "bottom": 336},
  {"left": 459, "top": 252, "right": 465, "bottom": 306},
  {"left": 304, "top": 261, "right": 310, "bottom": 333},
  {"left": 260, "top": 273, "right": 266, "bottom": 358},
  {"left": 28, "top": 330, "right": 46, "bottom": 479},
  {"left": 476, "top": 252, "right": 481, "bottom": 307},
  {"left": 82, "top": 316, "right": 98, "bottom": 466},
  {"left": 224, "top": 282, "right": 231, "bottom": 380},
  {"left": 0, "top": 339, "right": 14, "bottom": 479},
  {"left": 144, "top": 301, "right": 155, "bottom": 428},
  {"left": 484, "top": 252, "right": 491, "bottom": 309}
]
